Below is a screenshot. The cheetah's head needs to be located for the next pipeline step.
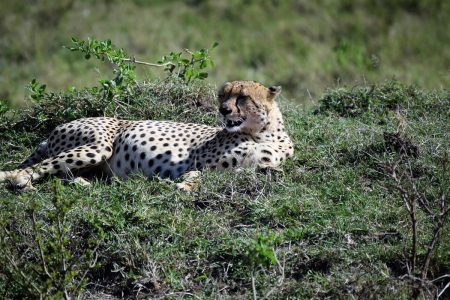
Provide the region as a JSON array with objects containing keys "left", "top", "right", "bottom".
[{"left": 218, "top": 81, "right": 281, "bottom": 134}]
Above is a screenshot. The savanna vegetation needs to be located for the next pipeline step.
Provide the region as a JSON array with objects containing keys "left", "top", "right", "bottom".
[
  {"left": 1, "top": 0, "right": 449, "bottom": 104},
  {"left": 0, "top": 0, "right": 449, "bottom": 299}
]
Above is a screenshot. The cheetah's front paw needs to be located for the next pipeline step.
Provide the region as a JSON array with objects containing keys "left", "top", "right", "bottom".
[
  {"left": 71, "top": 177, "right": 92, "bottom": 186},
  {"left": 176, "top": 171, "right": 201, "bottom": 192}
]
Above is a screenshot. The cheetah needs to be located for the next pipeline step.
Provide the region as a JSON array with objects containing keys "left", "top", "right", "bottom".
[{"left": 0, "top": 81, "right": 294, "bottom": 191}]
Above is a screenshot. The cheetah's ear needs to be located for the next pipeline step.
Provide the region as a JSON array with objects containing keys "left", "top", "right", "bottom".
[
  {"left": 268, "top": 85, "right": 282, "bottom": 100},
  {"left": 219, "top": 82, "right": 232, "bottom": 91},
  {"left": 218, "top": 82, "right": 232, "bottom": 98}
]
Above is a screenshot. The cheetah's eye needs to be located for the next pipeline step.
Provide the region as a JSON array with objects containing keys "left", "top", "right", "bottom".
[{"left": 236, "top": 95, "right": 247, "bottom": 105}]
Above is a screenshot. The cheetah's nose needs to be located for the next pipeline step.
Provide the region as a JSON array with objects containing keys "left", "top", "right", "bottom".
[{"left": 219, "top": 105, "right": 232, "bottom": 116}]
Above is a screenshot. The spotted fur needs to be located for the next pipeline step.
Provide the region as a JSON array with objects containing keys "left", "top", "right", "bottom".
[{"left": 0, "top": 81, "right": 294, "bottom": 190}]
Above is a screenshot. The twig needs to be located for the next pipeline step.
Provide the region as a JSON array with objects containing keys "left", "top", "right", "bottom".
[
  {"left": 121, "top": 57, "right": 175, "bottom": 68},
  {"left": 184, "top": 48, "right": 194, "bottom": 55},
  {"left": 4, "top": 250, "right": 42, "bottom": 297},
  {"left": 421, "top": 193, "right": 449, "bottom": 280},
  {"left": 252, "top": 270, "right": 257, "bottom": 300},
  {"left": 390, "top": 163, "right": 418, "bottom": 274},
  {"left": 31, "top": 209, "right": 51, "bottom": 278},
  {"left": 431, "top": 274, "right": 450, "bottom": 283},
  {"left": 264, "top": 249, "right": 286, "bottom": 299},
  {"left": 75, "top": 244, "right": 100, "bottom": 292},
  {"left": 438, "top": 282, "right": 450, "bottom": 299}
]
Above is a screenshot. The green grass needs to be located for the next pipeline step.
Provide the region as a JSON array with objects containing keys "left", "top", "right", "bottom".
[
  {"left": 1, "top": 0, "right": 449, "bottom": 104},
  {"left": 0, "top": 79, "right": 449, "bottom": 298}
]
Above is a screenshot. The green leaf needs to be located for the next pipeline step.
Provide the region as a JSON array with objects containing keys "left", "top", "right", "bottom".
[{"left": 198, "top": 72, "right": 208, "bottom": 79}]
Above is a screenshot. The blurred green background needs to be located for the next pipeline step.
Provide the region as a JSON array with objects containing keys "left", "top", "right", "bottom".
[{"left": 1, "top": 0, "right": 449, "bottom": 104}]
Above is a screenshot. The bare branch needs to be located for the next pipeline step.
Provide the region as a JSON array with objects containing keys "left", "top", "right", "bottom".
[
  {"left": 438, "top": 282, "right": 450, "bottom": 299},
  {"left": 421, "top": 192, "right": 450, "bottom": 280},
  {"left": 252, "top": 271, "right": 257, "bottom": 300}
]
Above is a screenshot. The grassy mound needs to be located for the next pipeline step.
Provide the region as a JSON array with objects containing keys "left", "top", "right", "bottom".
[{"left": 0, "top": 80, "right": 449, "bottom": 299}]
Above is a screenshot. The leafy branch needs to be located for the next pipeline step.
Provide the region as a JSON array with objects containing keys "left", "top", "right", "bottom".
[
  {"left": 158, "top": 42, "right": 219, "bottom": 83},
  {"left": 65, "top": 37, "right": 218, "bottom": 100}
]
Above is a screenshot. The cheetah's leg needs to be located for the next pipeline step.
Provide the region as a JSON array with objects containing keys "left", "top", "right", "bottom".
[
  {"left": 176, "top": 170, "right": 201, "bottom": 192},
  {"left": 0, "top": 143, "right": 112, "bottom": 190}
]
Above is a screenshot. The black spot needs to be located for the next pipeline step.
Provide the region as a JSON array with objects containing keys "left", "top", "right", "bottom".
[
  {"left": 262, "top": 157, "right": 271, "bottom": 162},
  {"left": 165, "top": 150, "right": 172, "bottom": 155},
  {"left": 261, "top": 149, "right": 272, "bottom": 155},
  {"left": 232, "top": 157, "right": 237, "bottom": 167},
  {"left": 148, "top": 159, "right": 154, "bottom": 167},
  {"left": 154, "top": 166, "right": 162, "bottom": 174},
  {"left": 130, "top": 160, "right": 135, "bottom": 168},
  {"left": 222, "top": 161, "right": 229, "bottom": 168},
  {"left": 76, "top": 160, "right": 83, "bottom": 166},
  {"left": 53, "top": 164, "right": 60, "bottom": 169},
  {"left": 162, "top": 169, "right": 171, "bottom": 178},
  {"left": 66, "top": 159, "right": 74, "bottom": 164},
  {"left": 125, "top": 153, "right": 130, "bottom": 161},
  {"left": 90, "top": 159, "right": 97, "bottom": 164},
  {"left": 156, "top": 154, "right": 163, "bottom": 159},
  {"left": 140, "top": 152, "right": 146, "bottom": 160},
  {"left": 141, "top": 141, "right": 147, "bottom": 146},
  {"left": 86, "top": 153, "right": 95, "bottom": 158},
  {"left": 132, "top": 145, "right": 137, "bottom": 152},
  {"left": 151, "top": 146, "right": 157, "bottom": 151},
  {"left": 117, "top": 160, "right": 121, "bottom": 168}
]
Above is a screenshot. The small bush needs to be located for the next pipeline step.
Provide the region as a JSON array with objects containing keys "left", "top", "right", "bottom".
[{"left": 318, "top": 81, "right": 410, "bottom": 117}]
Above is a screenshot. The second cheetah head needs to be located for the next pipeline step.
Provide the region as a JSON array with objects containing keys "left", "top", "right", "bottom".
[{"left": 218, "top": 81, "right": 282, "bottom": 134}]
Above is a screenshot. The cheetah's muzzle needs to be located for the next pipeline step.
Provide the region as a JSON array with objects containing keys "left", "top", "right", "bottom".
[{"left": 226, "top": 119, "right": 244, "bottom": 128}]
